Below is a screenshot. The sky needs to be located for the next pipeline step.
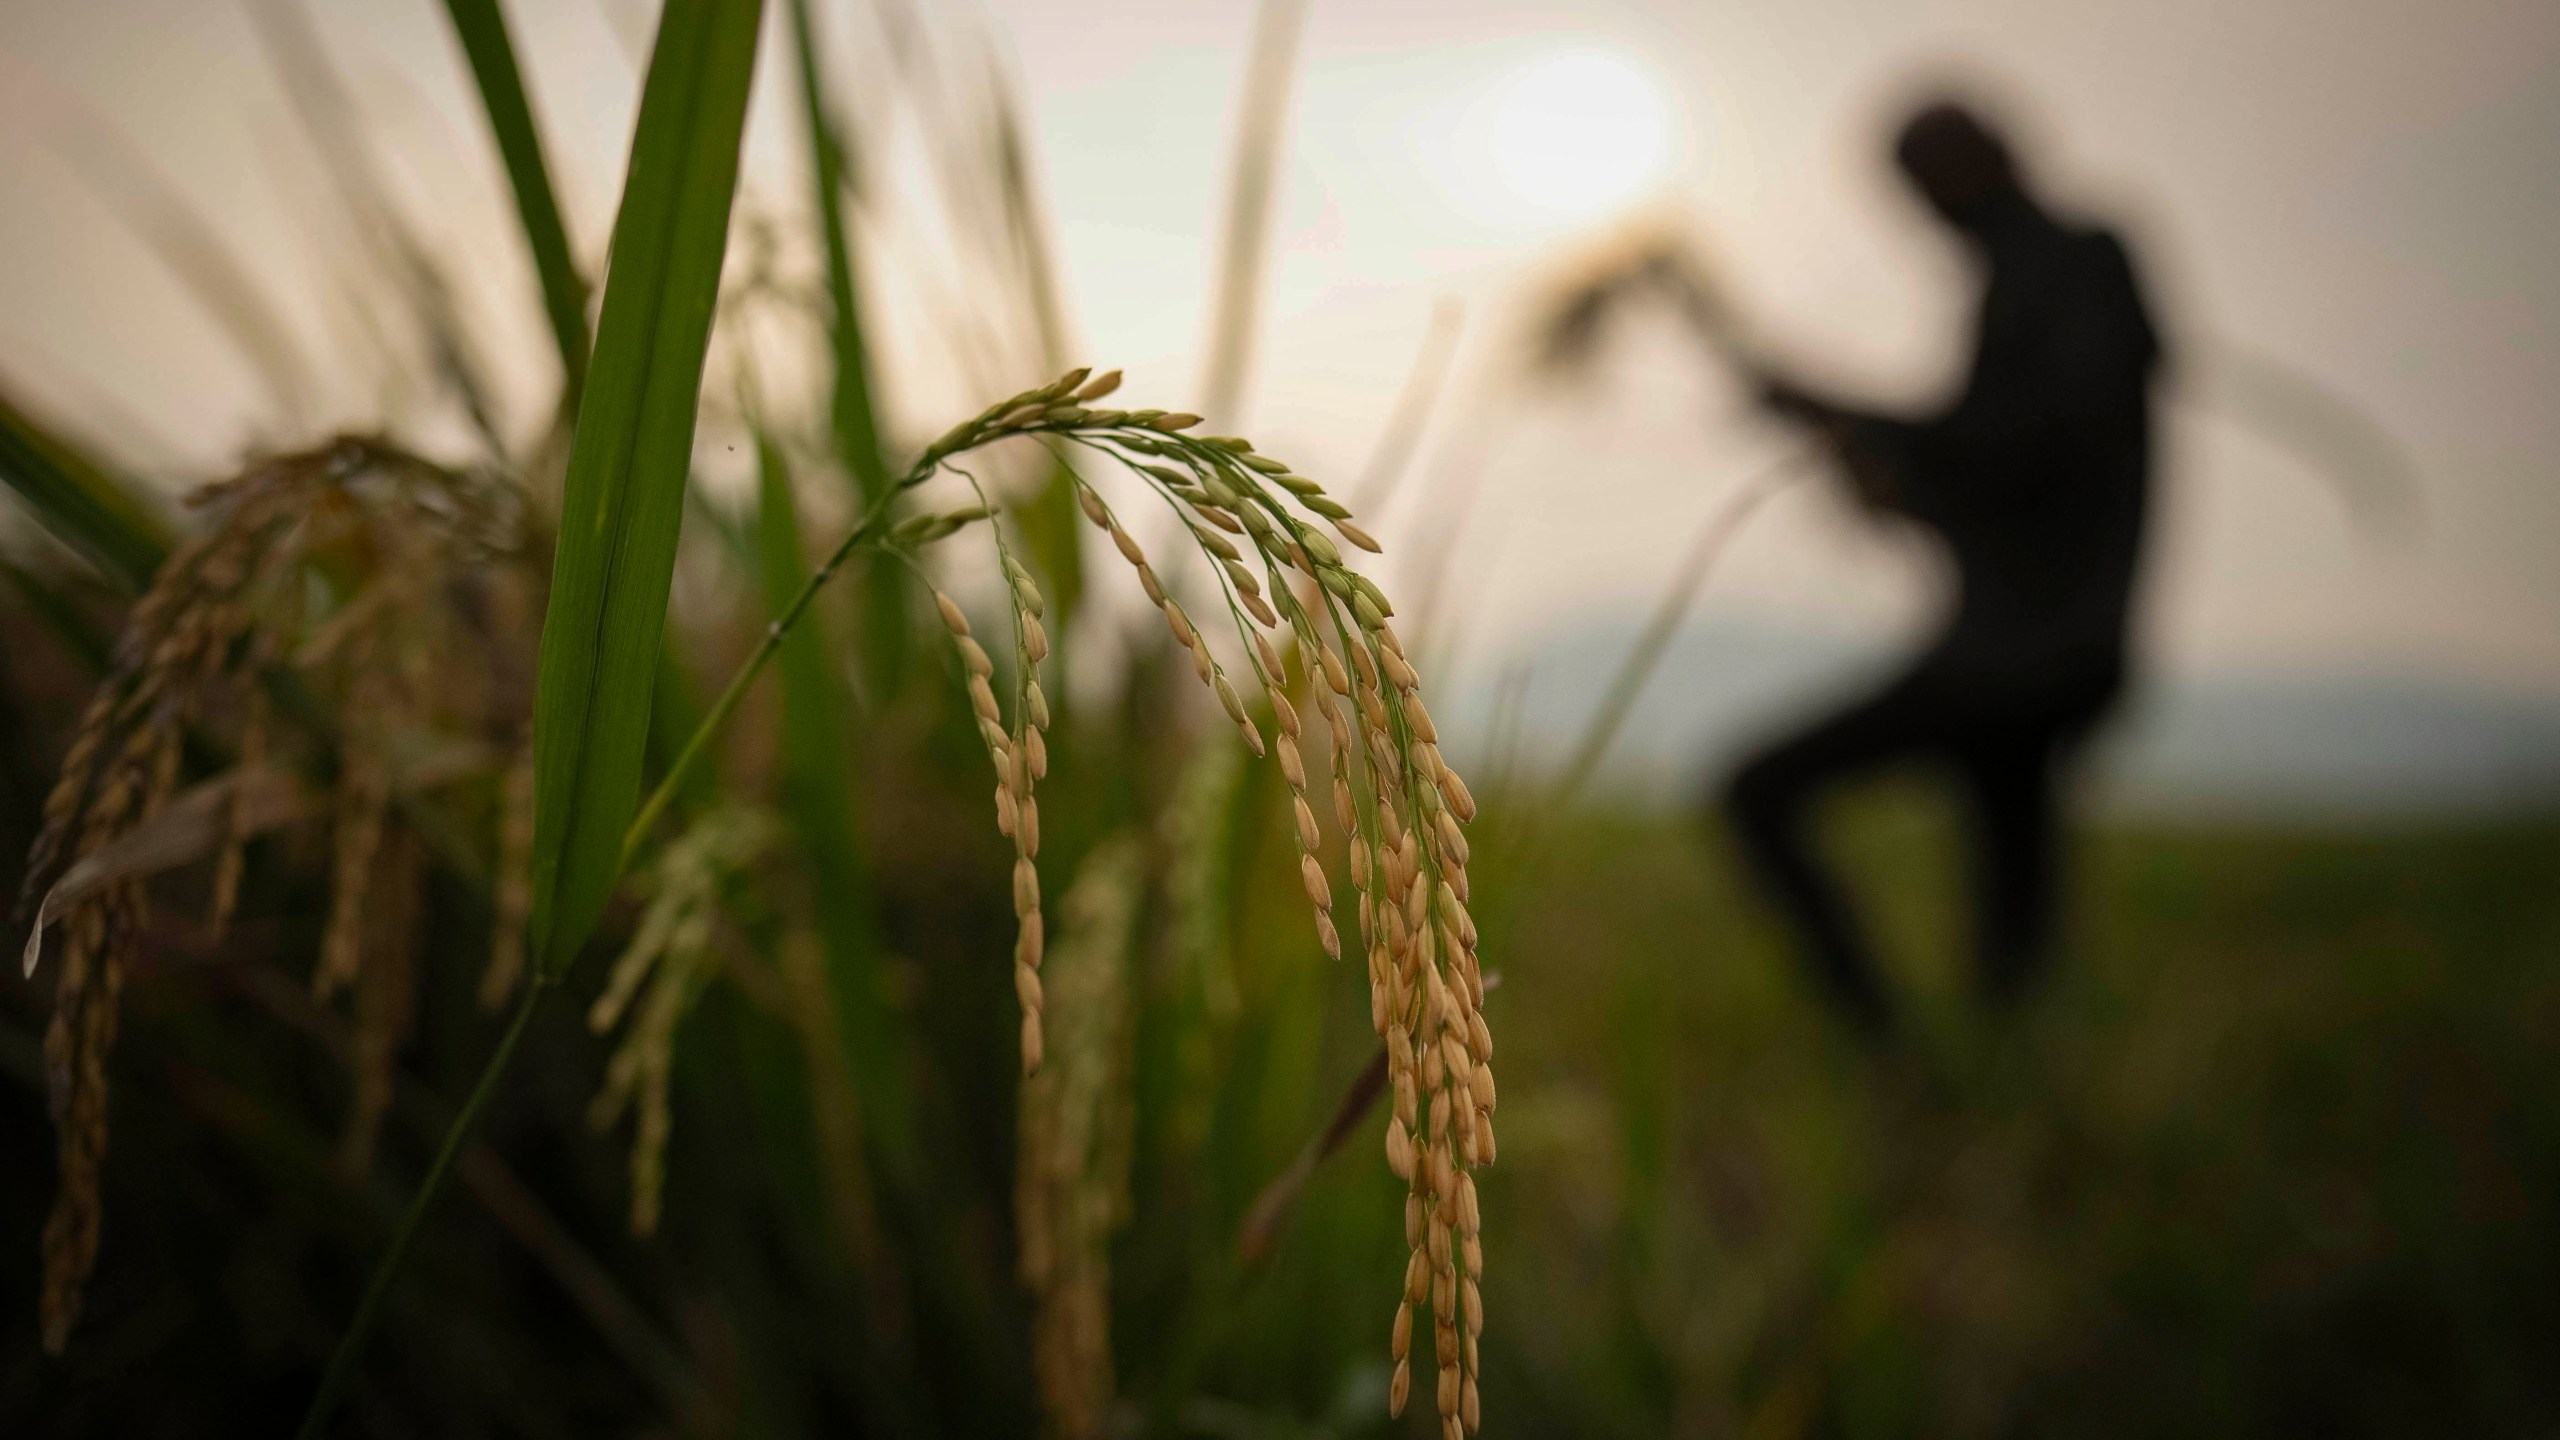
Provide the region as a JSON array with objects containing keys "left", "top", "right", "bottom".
[{"left": 1, "top": 0, "right": 2554, "bottom": 701}]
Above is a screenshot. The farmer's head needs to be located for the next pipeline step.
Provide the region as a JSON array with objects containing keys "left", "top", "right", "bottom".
[{"left": 1893, "top": 100, "right": 2024, "bottom": 231}]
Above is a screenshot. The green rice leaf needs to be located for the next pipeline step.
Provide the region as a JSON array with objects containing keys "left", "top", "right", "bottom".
[
  {"left": 787, "top": 0, "right": 886, "bottom": 502},
  {"left": 441, "top": 0, "right": 593, "bottom": 412},
  {"left": 0, "top": 558, "right": 113, "bottom": 671},
  {"left": 0, "top": 386, "right": 170, "bottom": 593},
  {"left": 754, "top": 434, "right": 916, "bottom": 1171},
  {"left": 787, "top": 0, "right": 910, "bottom": 695},
  {"left": 982, "top": 78, "right": 1086, "bottom": 655},
  {"left": 524, "top": 0, "right": 766, "bottom": 978}
]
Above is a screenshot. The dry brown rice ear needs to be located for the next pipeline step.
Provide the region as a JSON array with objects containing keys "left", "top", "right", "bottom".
[{"left": 21, "top": 438, "right": 530, "bottom": 1354}]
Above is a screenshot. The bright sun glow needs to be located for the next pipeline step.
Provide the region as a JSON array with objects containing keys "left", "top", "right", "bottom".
[{"left": 1487, "top": 48, "right": 1675, "bottom": 216}]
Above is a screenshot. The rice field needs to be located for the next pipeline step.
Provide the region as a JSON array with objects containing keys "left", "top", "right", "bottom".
[{"left": 0, "top": 1, "right": 2551, "bottom": 1435}]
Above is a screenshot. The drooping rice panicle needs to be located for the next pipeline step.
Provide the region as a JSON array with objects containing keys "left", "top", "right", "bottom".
[
  {"left": 902, "top": 371, "right": 1491, "bottom": 1434},
  {"left": 921, "top": 507, "right": 1055, "bottom": 1078},
  {"left": 587, "top": 806, "right": 770, "bottom": 1234},
  {"left": 17, "top": 438, "right": 534, "bottom": 1351}
]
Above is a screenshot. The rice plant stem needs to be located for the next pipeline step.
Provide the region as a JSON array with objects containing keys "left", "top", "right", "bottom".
[
  {"left": 297, "top": 973, "right": 552, "bottom": 1440},
  {"left": 1547, "top": 460, "right": 1801, "bottom": 812},
  {"left": 441, "top": 0, "right": 590, "bottom": 412},
  {"left": 619, "top": 456, "right": 934, "bottom": 873}
]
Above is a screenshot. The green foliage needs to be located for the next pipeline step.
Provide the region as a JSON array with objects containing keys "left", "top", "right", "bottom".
[
  {"left": 5, "top": 2, "right": 2550, "bottom": 1437},
  {"left": 1480, "top": 797, "right": 2560, "bottom": 1437},
  {"left": 440, "top": 0, "right": 593, "bottom": 413},
  {"left": 787, "top": 0, "right": 910, "bottom": 698},
  {"left": 786, "top": 0, "right": 886, "bottom": 503},
  {"left": 0, "top": 387, "right": 169, "bottom": 593},
  {"left": 525, "top": 0, "right": 766, "bottom": 978},
  {"left": 753, "top": 434, "right": 916, "bottom": 1174}
]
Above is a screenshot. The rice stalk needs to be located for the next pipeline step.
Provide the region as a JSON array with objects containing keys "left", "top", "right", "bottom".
[
  {"left": 601, "top": 356, "right": 1496, "bottom": 1431},
  {"left": 788, "top": 0, "right": 914, "bottom": 697},
  {"left": 773, "top": 928, "right": 884, "bottom": 1271},
  {"left": 1195, "top": 0, "right": 1311, "bottom": 424},
  {"left": 522, "top": 0, "right": 767, "bottom": 979},
  {"left": 204, "top": 674, "right": 267, "bottom": 938},
  {"left": 441, "top": 0, "right": 593, "bottom": 415},
  {"left": 753, "top": 430, "right": 917, "bottom": 1176},
  {"left": 250, "top": 0, "right": 509, "bottom": 453},
  {"left": 984, "top": 75, "right": 1092, "bottom": 642},
  {"left": 1166, "top": 734, "right": 1246, "bottom": 1029},
  {"left": 1529, "top": 224, "right": 1755, "bottom": 378},
  {"left": 1345, "top": 296, "right": 1465, "bottom": 516},
  {"left": 1547, "top": 461, "right": 1801, "bottom": 813},
  {"left": 788, "top": 0, "right": 888, "bottom": 502},
  {"left": 342, "top": 824, "right": 424, "bottom": 1175},
  {"left": 968, "top": 370, "right": 1494, "bottom": 1434}
]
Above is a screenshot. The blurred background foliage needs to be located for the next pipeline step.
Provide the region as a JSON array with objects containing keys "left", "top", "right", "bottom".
[{"left": 0, "top": 0, "right": 2554, "bottom": 1436}]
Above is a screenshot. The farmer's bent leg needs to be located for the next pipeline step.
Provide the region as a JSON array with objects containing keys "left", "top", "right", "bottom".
[
  {"left": 1953, "top": 725, "right": 2063, "bottom": 1004},
  {"left": 1720, "top": 680, "right": 1945, "bottom": 1038}
]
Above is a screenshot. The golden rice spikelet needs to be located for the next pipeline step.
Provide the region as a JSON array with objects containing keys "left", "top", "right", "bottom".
[
  {"left": 1005, "top": 554, "right": 1054, "bottom": 1077},
  {"left": 1316, "top": 609, "right": 1488, "bottom": 1434},
  {"left": 589, "top": 808, "right": 768, "bottom": 1234},
  {"left": 932, "top": 510, "right": 1060, "bottom": 1080},
  {"left": 896, "top": 372, "right": 1496, "bottom": 1431}
]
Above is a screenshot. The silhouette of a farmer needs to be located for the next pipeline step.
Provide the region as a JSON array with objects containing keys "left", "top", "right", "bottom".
[{"left": 1727, "top": 99, "right": 2163, "bottom": 1038}]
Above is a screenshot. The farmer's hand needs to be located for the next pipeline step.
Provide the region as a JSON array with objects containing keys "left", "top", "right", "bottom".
[
  {"left": 1752, "top": 371, "right": 1841, "bottom": 428},
  {"left": 1751, "top": 370, "right": 1904, "bottom": 510}
]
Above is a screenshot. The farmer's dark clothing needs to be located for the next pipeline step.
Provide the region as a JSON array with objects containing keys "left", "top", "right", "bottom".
[{"left": 1725, "top": 195, "right": 2163, "bottom": 1036}]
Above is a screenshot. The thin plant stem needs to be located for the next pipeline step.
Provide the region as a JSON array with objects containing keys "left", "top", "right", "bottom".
[
  {"left": 304, "top": 444, "right": 938, "bottom": 1436},
  {"left": 1195, "top": 0, "right": 1309, "bottom": 423},
  {"left": 296, "top": 974, "right": 551, "bottom": 1440},
  {"left": 1547, "top": 459, "right": 1802, "bottom": 811},
  {"left": 620, "top": 488, "right": 906, "bottom": 873},
  {"left": 1344, "top": 296, "right": 1463, "bottom": 517}
]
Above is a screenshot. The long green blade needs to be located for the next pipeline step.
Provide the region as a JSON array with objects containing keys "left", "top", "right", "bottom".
[
  {"left": 0, "top": 386, "right": 171, "bottom": 593},
  {"left": 524, "top": 0, "right": 766, "bottom": 977},
  {"left": 787, "top": 0, "right": 910, "bottom": 696},
  {"left": 440, "top": 0, "right": 593, "bottom": 412},
  {"left": 0, "top": 558, "right": 114, "bottom": 671},
  {"left": 1195, "top": 0, "right": 1309, "bottom": 424},
  {"left": 985, "top": 79, "right": 1088, "bottom": 648},
  {"left": 753, "top": 436, "right": 915, "bottom": 1172},
  {"left": 787, "top": 0, "right": 886, "bottom": 501}
]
